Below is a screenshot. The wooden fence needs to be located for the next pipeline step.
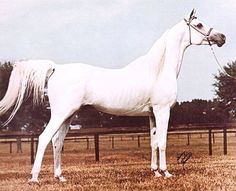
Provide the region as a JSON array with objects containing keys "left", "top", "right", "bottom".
[{"left": 0, "top": 123, "right": 235, "bottom": 164}]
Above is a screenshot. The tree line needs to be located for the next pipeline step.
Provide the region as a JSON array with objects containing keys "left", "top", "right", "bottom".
[{"left": 0, "top": 61, "right": 236, "bottom": 131}]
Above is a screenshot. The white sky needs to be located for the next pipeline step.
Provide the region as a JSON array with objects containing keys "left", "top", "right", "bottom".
[{"left": 0, "top": 0, "right": 235, "bottom": 102}]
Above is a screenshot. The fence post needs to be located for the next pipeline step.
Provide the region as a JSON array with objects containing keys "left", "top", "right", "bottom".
[
  {"left": 35, "top": 138, "right": 38, "bottom": 152},
  {"left": 138, "top": 135, "right": 141, "bottom": 148},
  {"left": 86, "top": 137, "right": 89, "bottom": 149},
  {"left": 223, "top": 127, "right": 227, "bottom": 155},
  {"left": 17, "top": 138, "right": 23, "bottom": 153},
  {"left": 94, "top": 134, "right": 99, "bottom": 161},
  {"left": 208, "top": 129, "right": 212, "bottom": 156},
  {"left": 187, "top": 133, "right": 190, "bottom": 145},
  {"left": 10, "top": 141, "right": 12, "bottom": 153},
  {"left": 111, "top": 136, "right": 114, "bottom": 149},
  {"left": 31, "top": 137, "right": 34, "bottom": 165},
  {"left": 212, "top": 133, "right": 215, "bottom": 144}
]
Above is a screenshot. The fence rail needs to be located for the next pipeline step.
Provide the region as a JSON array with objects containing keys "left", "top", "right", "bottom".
[{"left": 0, "top": 123, "right": 236, "bottom": 164}]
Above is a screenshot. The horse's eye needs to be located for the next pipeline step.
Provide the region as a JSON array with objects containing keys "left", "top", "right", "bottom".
[{"left": 196, "top": 23, "right": 203, "bottom": 28}]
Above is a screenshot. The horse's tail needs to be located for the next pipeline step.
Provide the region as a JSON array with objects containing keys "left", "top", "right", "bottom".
[{"left": 0, "top": 60, "right": 55, "bottom": 125}]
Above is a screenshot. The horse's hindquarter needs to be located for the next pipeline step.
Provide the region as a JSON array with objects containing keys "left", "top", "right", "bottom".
[{"left": 47, "top": 64, "right": 96, "bottom": 113}]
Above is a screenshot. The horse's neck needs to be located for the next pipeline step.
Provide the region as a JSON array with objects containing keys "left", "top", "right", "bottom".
[
  {"left": 124, "top": 27, "right": 186, "bottom": 78},
  {"left": 143, "top": 30, "right": 169, "bottom": 74},
  {"left": 123, "top": 31, "right": 168, "bottom": 82},
  {"left": 162, "top": 23, "right": 189, "bottom": 77},
  {"left": 146, "top": 30, "right": 168, "bottom": 61}
]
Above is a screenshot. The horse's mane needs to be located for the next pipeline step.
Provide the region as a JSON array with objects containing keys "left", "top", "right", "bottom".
[{"left": 125, "top": 30, "right": 169, "bottom": 77}]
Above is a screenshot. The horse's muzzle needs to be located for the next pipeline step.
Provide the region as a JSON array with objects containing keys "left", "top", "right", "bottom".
[{"left": 210, "top": 33, "right": 226, "bottom": 47}]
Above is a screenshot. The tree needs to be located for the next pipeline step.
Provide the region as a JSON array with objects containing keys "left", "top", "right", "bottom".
[
  {"left": 170, "top": 99, "right": 226, "bottom": 125},
  {"left": 0, "top": 62, "right": 50, "bottom": 131},
  {"left": 213, "top": 61, "right": 236, "bottom": 121},
  {"left": 0, "top": 62, "right": 13, "bottom": 100},
  {"left": 73, "top": 105, "right": 148, "bottom": 128}
]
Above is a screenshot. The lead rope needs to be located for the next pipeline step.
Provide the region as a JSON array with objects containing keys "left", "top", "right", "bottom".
[{"left": 209, "top": 45, "right": 236, "bottom": 80}]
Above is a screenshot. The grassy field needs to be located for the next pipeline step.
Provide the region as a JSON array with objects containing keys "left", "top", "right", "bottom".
[{"left": 0, "top": 132, "right": 235, "bottom": 191}]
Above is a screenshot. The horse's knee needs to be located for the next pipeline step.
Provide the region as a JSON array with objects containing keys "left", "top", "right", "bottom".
[
  {"left": 52, "top": 133, "right": 59, "bottom": 142},
  {"left": 53, "top": 145, "right": 61, "bottom": 154},
  {"left": 53, "top": 140, "right": 64, "bottom": 155},
  {"left": 158, "top": 142, "right": 166, "bottom": 152},
  {"left": 150, "top": 127, "right": 158, "bottom": 147},
  {"left": 150, "top": 127, "right": 157, "bottom": 136},
  {"left": 151, "top": 139, "right": 158, "bottom": 149}
]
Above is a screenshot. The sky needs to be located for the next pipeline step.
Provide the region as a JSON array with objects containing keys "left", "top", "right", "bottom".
[{"left": 0, "top": 0, "right": 235, "bottom": 102}]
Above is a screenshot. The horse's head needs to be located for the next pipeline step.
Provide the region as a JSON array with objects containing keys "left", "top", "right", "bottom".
[{"left": 183, "top": 9, "right": 226, "bottom": 47}]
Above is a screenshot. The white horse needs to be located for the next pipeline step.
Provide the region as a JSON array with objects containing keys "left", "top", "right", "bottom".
[{"left": 0, "top": 10, "right": 225, "bottom": 183}]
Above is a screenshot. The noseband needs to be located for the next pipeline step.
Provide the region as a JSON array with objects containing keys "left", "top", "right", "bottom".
[{"left": 184, "top": 17, "right": 213, "bottom": 46}]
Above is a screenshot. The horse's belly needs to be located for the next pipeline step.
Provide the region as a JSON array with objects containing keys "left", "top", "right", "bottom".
[
  {"left": 93, "top": 102, "right": 151, "bottom": 116},
  {"left": 85, "top": 88, "right": 151, "bottom": 116}
]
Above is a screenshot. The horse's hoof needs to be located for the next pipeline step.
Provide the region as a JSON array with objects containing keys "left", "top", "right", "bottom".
[
  {"left": 152, "top": 169, "right": 162, "bottom": 178},
  {"left": 163, "top": 171, "right": 174, "bottom": 179},
  {"left": 56, "top": 176, "right": 67, "bottom": 182},
  {"left": 158, "top": 169, "right": 174, "bottom": 179},
  {"left": 154, "top": 172, "right": 162, "bottom": 178},
  {"left": 28, "top": 178, "right": 39, "bottom": 185}
]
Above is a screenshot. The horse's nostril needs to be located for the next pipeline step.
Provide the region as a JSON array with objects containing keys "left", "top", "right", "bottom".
[{"left": 221, "top": 34, "right": 226, "bottom": 40}]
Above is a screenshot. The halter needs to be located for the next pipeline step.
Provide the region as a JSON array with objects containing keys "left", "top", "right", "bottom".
[
  {"left": 184, "top": 17, "right": 213, "bottom": 46},
  {"left": 185, "top": 17, "right": 236, "bottom": 80}
]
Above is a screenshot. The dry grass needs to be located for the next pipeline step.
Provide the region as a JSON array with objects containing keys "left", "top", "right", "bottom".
[{"left": 0, "top": 132, "right": 236, "bottom": 191}]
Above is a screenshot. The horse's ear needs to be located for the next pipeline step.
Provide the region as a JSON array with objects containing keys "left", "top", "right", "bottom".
[{"left": 189, "top": 9, "right": 196, "bottom": 20}]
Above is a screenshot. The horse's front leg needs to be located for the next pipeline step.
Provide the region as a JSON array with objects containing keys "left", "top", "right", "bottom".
[
  {"left": 152, "top": 106, "right": 173, "bottom": 178},
  {"left": 52, "top": 121, "right": 70, "bottom": 182},
  {"left": 149, "top": 115, "right": 162, "bottom": 177}
]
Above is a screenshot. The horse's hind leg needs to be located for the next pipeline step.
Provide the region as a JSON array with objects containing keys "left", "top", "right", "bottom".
[
  {"left": 52, "top": 118, "right": 71, "bottom": 182},
  {"left": 28, "top": 115, "right": 69, "bottom": 183}
]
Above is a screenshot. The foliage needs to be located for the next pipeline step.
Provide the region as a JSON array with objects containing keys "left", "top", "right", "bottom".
[
  {"left": 76, "top": 99, "right": 226, "bottom": 128},
  {"left": 1, "top": 100, "right": 50, "bottom": 132},
  {"left": 170, "top": 99, "right": 226, "bottom": 125},
  {"left": 213, "top": 61, "right": 236, "bottom": 121},
  {"left": 74, "top": 106, "right": 149, "bottom": 128},
  {"left": 0, "top": 62, "right": 50, "bottom": 131},
  {"left": 0, "top": 62, "right": 13, "bottom": 100}
]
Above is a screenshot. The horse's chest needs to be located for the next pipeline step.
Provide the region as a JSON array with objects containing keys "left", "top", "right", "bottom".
[{"left": 151, "top": 74, "right": 177, "bottom": 106}]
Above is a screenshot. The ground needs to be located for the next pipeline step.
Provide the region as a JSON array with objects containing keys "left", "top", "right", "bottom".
[{"left": 0, "top": 132, "right": 235, "bottom": 191}]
